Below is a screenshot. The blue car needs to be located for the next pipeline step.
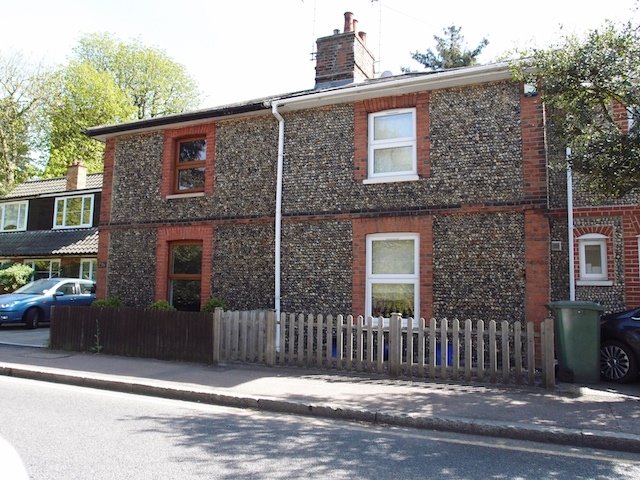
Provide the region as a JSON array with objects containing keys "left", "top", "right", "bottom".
[
  {"left": 600, "top": 307, "right": 640, "bottom": 383},
  {"left": 0, "top": 278, "right": 96, "bottom": 329}
]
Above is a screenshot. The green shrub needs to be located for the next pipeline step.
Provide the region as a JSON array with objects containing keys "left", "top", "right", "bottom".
[
  {"left": 92, "top": 297, "right": 122, "bottom": 308},
  {"left": 201, "top": 297, "right": 226, "bottom": 313},
  {"left": 0, "top": 264, "right": 33, "bottom": 292},
  {"left": 148, "top": 300, "right": 176, "bottom": 311}
]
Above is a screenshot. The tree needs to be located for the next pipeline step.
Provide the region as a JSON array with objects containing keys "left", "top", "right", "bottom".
[
  {"left": 43, "top": 33, "right": 201, "bottom": 175},
  {"left": 0, "top": 52, "right": 51, "bottom": 193},
  {"left": 73, "top": 33, "right": 200, "bottom": 120},
  {"left": 44, "top": 62, "right": 135, "bottom": 177},
  {"left": 513, "top": 21, "right": 640, "bottom": 197},
  {"left": 410, "top": 25, "right": 488, "bottom": 70}
]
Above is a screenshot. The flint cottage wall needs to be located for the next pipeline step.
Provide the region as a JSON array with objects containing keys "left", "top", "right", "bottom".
[{"left": 98, "top": 80, "right": 550, "bottom": 324}]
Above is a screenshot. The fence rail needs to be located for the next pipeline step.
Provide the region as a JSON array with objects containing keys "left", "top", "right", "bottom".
[{"left": 50, "top": 307, "right": 555, "bottom": 388}]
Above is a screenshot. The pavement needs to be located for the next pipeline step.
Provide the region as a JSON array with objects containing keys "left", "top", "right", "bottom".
[{"left": 0, "top": 327, "right": 639, "bottom": 454}]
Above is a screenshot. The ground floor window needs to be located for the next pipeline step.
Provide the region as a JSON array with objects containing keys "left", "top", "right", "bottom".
[
  {"left": 578, "top": 233, "right": 608, "bottom": 282},
  {"left": 366, "top": 233, "right": 419, "bottom": 318},
  {"left": 23, "top": 259, "right": 61, "bottom": 280},
  {"left": 168, "top": 243, "right": 202, "bottom": 311},
  {"left": 80, "top": 258, "right": 97, "bottom": 281}
]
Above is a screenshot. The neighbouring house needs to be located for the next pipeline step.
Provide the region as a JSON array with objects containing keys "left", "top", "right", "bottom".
[
  {"left": 0, "top": 163, "right": 101, "bottom": 282},
  {"left": 85, "top": 12, "right": 638, "bottom": 323}
]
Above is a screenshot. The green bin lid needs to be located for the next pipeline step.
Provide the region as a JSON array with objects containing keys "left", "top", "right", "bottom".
[{"left": 546, "top": 300, "right": 605, "bottom": 311}]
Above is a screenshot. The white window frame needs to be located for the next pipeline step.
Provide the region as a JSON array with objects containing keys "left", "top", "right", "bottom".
[
  {"left": 0, "top": 201, "right": 28, "bottom": 232},
  {"left": 53, "top": 194, "right": 94, "bottom": 229},
  {"left": 365, "top": 233, "right": 419, "bottom": 322},
  {"left": 365, "top": 108, "right": 418, "bottom": 184},
  {"left": 628, "top": 105, "right": 638, "bottom": 132},
  {"left": 577, "top": 233, "right": 610, "bottom": 285},
  {"left": 80, "top": 258, "right": 97, "bottom": 281},
  {"left": 23, "top": 259, "right": 61, "bottom": 280}
]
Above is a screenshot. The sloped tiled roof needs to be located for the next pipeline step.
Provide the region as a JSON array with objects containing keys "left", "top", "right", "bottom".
[
  {"left": 0, "top": 228, "right": 98, "bottom": 256},
  {"left": 4, "top": 173, "right": 103, "bottom": 199}
]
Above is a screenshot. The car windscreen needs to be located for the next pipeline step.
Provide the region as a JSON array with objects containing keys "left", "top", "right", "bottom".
[{"left": 14, "top": 279, "right": 61, "bottom": 294}]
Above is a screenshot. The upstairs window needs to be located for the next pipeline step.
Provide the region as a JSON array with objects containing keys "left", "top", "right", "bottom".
[
  {"left": 175, "top": 138, "right": 206, "bottom": 193},
  {"left": 578, "top": 233, "right": 608, "bottom": 282},
  {"left": 366, "top": 233, "right": 419, "bottom": 319},
  {"left": 629, "top": 105, "right": 639, "bottom": 133},
  {"left": 0, "top": 201, "right": 28, "bottom": 232},
  {"left": 54, "top": 195, "right": 94, "bottom": 229},
  {"left": 368, "top": 108, "right": 417, "bottom": 181}
]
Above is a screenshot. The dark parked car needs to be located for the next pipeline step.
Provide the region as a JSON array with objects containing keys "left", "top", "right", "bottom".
[
  {"left": 600, "top": 307, "right": 640, "bottom": 383},
  {"left": 0, "top": 278, "right": 96, "bottom": 329}
]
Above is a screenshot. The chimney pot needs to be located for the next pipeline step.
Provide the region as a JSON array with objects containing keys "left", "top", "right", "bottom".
[
  {"left": 358, "top": 31, "right": 367, "bottom": 44},
  {"left": 343, "top": 11, "right": 354, "bottom": 32},
  {"left": 333, "top": 29, "right": 340, "bottom": 35}
]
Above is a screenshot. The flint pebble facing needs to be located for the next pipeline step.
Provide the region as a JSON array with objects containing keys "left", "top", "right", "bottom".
[
  {"left": 433, "top": 213, "right": 526, "bottom": 322},
  {"left": 212, "top": 224, "right": 274, "bottom": 311},
  {"left": 281, "top": 221, "right": 353, "bottom": 314},
  {"left": 107, "top": 229, "right": 157, "bottom": 307},
  {"left": 110, "top": 118, "right": 277, "bottom": 224}
]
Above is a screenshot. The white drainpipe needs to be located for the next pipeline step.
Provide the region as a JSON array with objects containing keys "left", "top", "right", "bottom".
[
  {"left": 271, "top": 102, "right": 285, "bottom": 321},
  {"left": 566, "top": 147, "right": 575, "bottom": 301}
]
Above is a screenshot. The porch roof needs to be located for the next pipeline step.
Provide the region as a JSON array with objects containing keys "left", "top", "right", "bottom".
[{"left": 0, "top": 228, "right": 99, "bottom": 257}]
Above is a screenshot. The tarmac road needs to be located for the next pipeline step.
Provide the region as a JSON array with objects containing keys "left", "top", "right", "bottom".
[{"left": 0, "top": 325, "right": 49, "bottom": 348}]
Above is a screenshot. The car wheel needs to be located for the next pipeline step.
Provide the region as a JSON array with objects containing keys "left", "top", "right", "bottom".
[
  {"left": 23, "top": 308, "right": 41, "bottom": 330},
  {"left": 600, "top": 340, "right": 638, "bottom": 383}
]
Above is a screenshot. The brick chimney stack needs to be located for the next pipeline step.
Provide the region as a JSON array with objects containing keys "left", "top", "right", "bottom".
[
  {"left": 314, "top": 11, "right": 375, "bottom": 89},
  {"left": 66, "top": 162, "right": 87, "bottom": 190}
]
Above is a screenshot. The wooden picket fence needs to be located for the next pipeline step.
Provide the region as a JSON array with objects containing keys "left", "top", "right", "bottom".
[{"left": 213, "top": 310, "right": 555, "bottom": 389}]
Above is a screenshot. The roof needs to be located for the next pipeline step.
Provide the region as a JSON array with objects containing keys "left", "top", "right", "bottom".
[
  {"left": 86, "top": 62, "right": 513, "bottom": 141},
  {"left": 3, "top": 173, "right": 103, "bottom": 200},
  {"left": 0, "top": 228, "right": 99, "bottom": 256}
]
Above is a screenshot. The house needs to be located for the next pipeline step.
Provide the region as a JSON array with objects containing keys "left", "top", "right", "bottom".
[
  {"left": 85, "top": 12, "right": 637, "bottom": 323},
  {"left": 0, "top": 163, "right": 101, "bottom": 282}
]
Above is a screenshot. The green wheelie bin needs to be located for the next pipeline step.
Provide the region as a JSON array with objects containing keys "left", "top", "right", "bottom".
[{"left": 547, "top": 301, "right": 605, "bottom": 383}]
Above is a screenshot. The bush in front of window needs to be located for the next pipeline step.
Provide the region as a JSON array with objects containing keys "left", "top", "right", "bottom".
[
  {"left": 201, "top": 297, "right": 226, "bottom": 313},
  {"left": 91, "top": 297, "right": 122, "bottom": 308},
  {"left": 0, "top": 264, "right": 34, "bottom": 293},
  {"left": 147, "top": 300, "right": 177, "bottom": 311}
]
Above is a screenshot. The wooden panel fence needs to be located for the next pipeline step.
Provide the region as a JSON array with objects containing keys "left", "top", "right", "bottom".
[
  {"left": 50, "top": 306, "right": 213, "bottom": 363},
  {"left": 50, "top": 306, "right": 555, "bottom": 388}
]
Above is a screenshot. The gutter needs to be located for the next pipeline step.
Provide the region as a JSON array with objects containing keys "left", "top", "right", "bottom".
[{"left": 566, "top": 148, "right": 576, "bottom": 301}]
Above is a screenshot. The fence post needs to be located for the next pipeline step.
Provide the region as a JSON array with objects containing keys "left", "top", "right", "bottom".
[
  {"left": 544, "top": 317, "right": 556, "bottom": 389},
  {"left": 389, "top": 313, "right": 401, "bottom": 378},
  {"left": 265, "top": 310, "right": 276, "bottom": 366},
  {"left": 212, "top": 308, "right": 222, "bottom": 365}
]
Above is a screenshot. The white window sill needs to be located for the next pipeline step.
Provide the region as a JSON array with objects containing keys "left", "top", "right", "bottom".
[
  {"left": 165, "top": 192, "right": 205, "bottom": 200},
  {"left": 576, "top": 280, "right": 613, "bottom": 287},
  {"left": 363, "top": 175, "right": 420, "bottom": 185},
  {"left": 52, "top": 225, "right": 93, "bottom": 230}
]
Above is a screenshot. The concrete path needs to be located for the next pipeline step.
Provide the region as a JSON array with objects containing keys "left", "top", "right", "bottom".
[{"left": 0, "top": 341, "right": 638, "bottom": 454}]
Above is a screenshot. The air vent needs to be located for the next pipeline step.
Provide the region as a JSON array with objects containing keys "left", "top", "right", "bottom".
[{"left": 551, "top": 241, "right": 562, "bottom": 252}]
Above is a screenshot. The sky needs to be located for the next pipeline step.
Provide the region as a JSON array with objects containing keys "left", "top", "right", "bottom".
[{"left": 1, "top": 0, "right": 639, "bottom": 109}]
